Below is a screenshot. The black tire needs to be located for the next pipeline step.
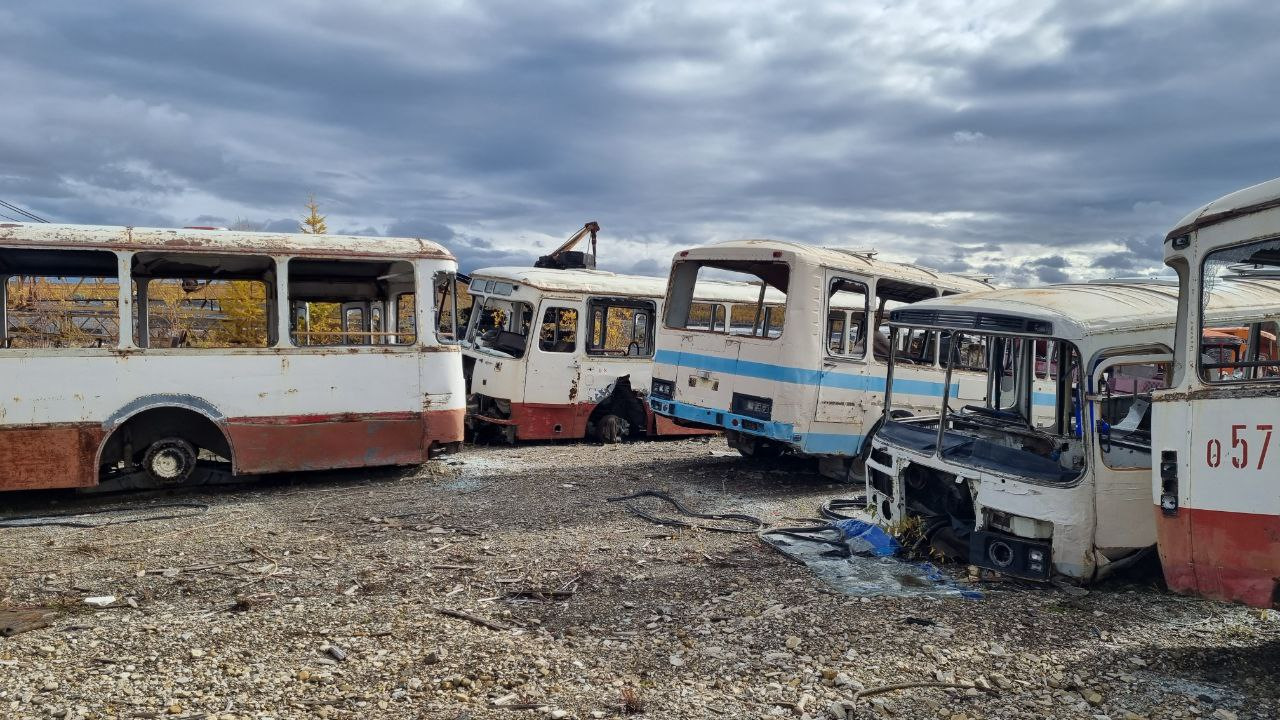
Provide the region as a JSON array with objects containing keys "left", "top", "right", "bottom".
[
  {"left": 142, "top": 437, "right": 197, "bottom": 484},
  {"left": 596, "top": 414, "right": 629, "bottom": 444}
]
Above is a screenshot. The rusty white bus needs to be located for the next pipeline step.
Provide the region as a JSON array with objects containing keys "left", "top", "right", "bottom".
[
  {"left": 865, "top": 280, "right": 1280, "bottom": 582},
  {"left": 649, "top": 239, "right": 994, "bottom": 474},
  {"left": 0, "top": 223, "right": 465, "bottom": 491},
  {"left": 1155, "top": 177, "right": 1280, "bottom": 607},
  {"left": 463, "top": 266, "right": 778, "bottom": 442}
]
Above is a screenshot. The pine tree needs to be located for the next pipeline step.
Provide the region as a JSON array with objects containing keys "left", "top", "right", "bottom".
[{"left": 300, "top": 195, "right": 327, "bottom": 234}]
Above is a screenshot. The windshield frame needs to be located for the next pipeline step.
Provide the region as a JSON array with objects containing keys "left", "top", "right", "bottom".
[
  {"left": 880, "top": 326, "right": 1087, "bottom": 486},
  {"left": 463, "top": 293, "right": 534, "bottom": 358}
]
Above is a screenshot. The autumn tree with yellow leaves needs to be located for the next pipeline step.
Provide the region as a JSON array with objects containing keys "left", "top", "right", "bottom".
[{"left": 300, "top": 195, "right": 328, "bottom": 235}]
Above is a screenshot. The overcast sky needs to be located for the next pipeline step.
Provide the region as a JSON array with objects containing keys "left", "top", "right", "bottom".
[{"left": 2, "top": 1, "right": 1278, "bottom": 284}]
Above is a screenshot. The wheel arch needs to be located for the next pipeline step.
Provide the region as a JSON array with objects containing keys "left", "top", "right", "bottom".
[
  {"left": 587, "top": 375, "right": 648, "bottom": 436},
  {"left": 96, "top": 394, "right": 237, "bottom": 473}
]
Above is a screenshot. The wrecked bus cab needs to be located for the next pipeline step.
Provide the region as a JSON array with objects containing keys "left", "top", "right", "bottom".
[
  {"left": 649, "top": 239, "right": 994, "bottom": 474},
  {"left": 462, "top": 266, "right": 772, "bottom": 443},
  {"left": 865, "top": 280, "right": 1280, "bottom": 582}
]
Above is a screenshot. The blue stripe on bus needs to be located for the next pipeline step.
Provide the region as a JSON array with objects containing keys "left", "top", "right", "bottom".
[
  {"left": 650, "top": 397, "right": 867, "bottom": 456},
  {"left": 654, "top": 349, "right": 956, "bottom": 397},
  {"left": 799, "top": 432, "right": 867, "bottom": 455},
  {"left": 655, "top": 349, "right": 1058, "bottom": 406}
]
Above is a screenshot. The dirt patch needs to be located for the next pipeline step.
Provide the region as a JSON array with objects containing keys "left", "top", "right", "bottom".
[{"left": 0, "top": 438, "right": 1275, "bottom": 719}]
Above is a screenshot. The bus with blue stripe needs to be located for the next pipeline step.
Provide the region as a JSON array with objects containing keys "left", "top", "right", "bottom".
[{"left": 648, "top": 239, "right": 994, "bottom": 476}]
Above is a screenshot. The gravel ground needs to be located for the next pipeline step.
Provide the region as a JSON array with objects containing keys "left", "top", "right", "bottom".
[{"left": 0, "top": 438, "right": 1276, "bottom": 720}]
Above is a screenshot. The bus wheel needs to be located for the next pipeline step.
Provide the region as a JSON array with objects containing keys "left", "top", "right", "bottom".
[
  {"left": 596, "top": 414, "right": 630, "bottom": 444},
  {"left": 142, "top": 438, "right": 197, "bottom": 484}
]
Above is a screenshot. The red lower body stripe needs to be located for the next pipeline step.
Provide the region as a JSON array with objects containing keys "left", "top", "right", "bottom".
[{"left": 1155, "top": 505, "right": 1280, "bottom": 608}]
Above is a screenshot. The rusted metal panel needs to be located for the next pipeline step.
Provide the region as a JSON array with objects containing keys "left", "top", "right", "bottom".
[
  {"left": 0, "top": 223, "right": 454, "bottom": 261},
  {"left": 1157, "top": 506, "right": 1280, "bottom": 607},
  {"left": 507, "top": 402, "right": 591, "bottom": 440},
  {"left": 228, "top": 412, "right": 428, "bottom": 474},
  {"left": 0, "top": 424, "right": 104, "bottom": 490},
  {"left": 652, "top": 413, "right": 714, "bottom": 437},
  {"left": 424, "top": 407, "right": 465, "bottom": 446}
]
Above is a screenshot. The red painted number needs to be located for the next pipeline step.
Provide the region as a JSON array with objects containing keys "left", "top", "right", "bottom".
[
  {"left": 1205, "top": 424, "right": 1274, "bottom": 470},
  {"left": 1231, "top": 424, "right": 1249, "bottom": 469},
  {"left": 1258, "top": 424, "right": 1274, "bottom": 470}
]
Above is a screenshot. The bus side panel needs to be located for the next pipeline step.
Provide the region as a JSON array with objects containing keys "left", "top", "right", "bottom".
[
  {"left": 653, "top": 413, "right": 715, "bottom": 437},
  {"left": 508, "top": 402, "right": 592, "bottom": 440},
  {"left": 425, "top": 407, "right": 466, "bottom": 447},
  {"left": 227, "top": 411, "right": 427, "bottom": 474},
  {"left": 1157, "top": 394, "right": 1280, "bottom": 607},
  {"left": 0, "top": 424, "right": 104, "bottom": 490}
]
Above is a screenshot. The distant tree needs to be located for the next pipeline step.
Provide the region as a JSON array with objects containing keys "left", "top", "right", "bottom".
[
  {"left": 300, "top": 195, "right": 327, "bottom": 235},
  {"left": 229, "top": 218, "right": 263, "bottom": 232}
]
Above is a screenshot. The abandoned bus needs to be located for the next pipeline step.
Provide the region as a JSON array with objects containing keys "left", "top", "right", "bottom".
[
  {"left": 866, "top": 280, "right": 1280, "bottom": 582},
  {"left": 463, "top": 266, "right": 777, "bottom": 442},
  {"left": 0, "top": 223, "right": 465, "bottom": 491},
  {"left": 1155, "top": 177, "right": 1280, "bottom": 607},
  {"left": 650, "top": 239, "right": 994, "bottom": 471}
]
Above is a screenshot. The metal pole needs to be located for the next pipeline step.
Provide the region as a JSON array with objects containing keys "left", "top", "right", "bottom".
[
  {"left": 135, "top": 278, "right": 150, "bottom": 348},
  {"left": 935, "top": 333, "right": 958, "bottom": 458}
]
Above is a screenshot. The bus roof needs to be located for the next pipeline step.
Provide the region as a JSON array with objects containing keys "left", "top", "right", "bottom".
[
  {"left": 890, "top": 279, "right": 1280, "bottom": 340},
  {"left": 0, "top": 222, "right": 454, "bottom": 261},
  {"left": 1167, "top": 176, "right": 1280, "bottom": 240},
  {"left": 674, "top": 239, "right": 996, "bottom": 294},
  {"left": 468, "top": 266, "right": 786, "bottom": 304}
]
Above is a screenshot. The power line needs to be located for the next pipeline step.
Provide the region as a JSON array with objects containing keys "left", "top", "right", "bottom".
[
  {"left": 0, "top": 199, "right": 49, "bottom": 223},
  {"left": 0, "top": 209, "right": 23, "bottom": 223}
]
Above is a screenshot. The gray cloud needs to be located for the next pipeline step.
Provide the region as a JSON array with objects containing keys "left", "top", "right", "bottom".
[{"left": 0, "top": 1, "right": 1275, "bottom": 284}]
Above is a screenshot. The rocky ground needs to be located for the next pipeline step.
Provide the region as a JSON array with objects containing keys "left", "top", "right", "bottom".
[{"left": 0, "top": 438, "right": 1276, "bottom": 720}]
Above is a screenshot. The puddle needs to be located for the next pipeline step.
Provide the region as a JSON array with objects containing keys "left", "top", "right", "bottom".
[{"left": 762, "top": 518, "right": 981, "bottom": 599}]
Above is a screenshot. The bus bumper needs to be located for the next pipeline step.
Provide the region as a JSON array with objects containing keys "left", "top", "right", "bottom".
[{"left": 649, "top": 397, "right": 795, "bottom": 443}]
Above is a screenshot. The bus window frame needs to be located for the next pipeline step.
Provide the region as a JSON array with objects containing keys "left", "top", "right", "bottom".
[{"left": 1196, "top": 237, "right": 1280, "bottom": 384}]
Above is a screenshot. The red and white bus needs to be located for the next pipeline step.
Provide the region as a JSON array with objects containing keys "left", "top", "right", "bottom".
[
  {"left": 1154, "top": 178, "right": 1280, "bottom": 607},
  {"left": 0, "top": 223, "right": 465, "bottom": 491}
]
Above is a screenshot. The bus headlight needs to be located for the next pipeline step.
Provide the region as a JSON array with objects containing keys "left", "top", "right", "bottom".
[{"left": 651, "top": 378, "right": 675, "bottom": 399}]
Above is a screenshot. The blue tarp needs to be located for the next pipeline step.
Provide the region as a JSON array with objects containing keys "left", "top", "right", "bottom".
[{"left": 762, "top": 518, "right": 981, "bottom": 599}]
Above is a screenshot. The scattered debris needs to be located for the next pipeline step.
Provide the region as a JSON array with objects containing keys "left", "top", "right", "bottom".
[
  {"left": 0, "top": 608, "right": 56, "bottom": 637},
  {"left": 0, "top": 441, "right": 1271, "bottom": 719},
  {"left": 324, "top": 643, "right": 348, "bottom": 662},
  {"left": 0, "top": 502, "right": 208, "bottom": 529},
  {"left": 760, "top": 518, "right": 981, "bottom": 599},
  {"left": 606, "top": 490, "right": 763, "bottom": 533},
  {"left": 435, "top": 608, "right": 511, "bottom": 631}
]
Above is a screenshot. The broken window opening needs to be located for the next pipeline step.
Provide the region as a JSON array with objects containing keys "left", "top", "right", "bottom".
[
  {"left": 539, "top": 306, "right": 578, "bottom": 353},
  {"left": 434, "top": 271, "right": 467, "bottom": 344},
  {"left": 587, "top": 298, "right": 656, "bottom": 357},
  {"left": 131, "top": 252, "right": 276, "bottom": 349},
  {"left": 1, "top": 247, "right": 121, "bottom": 348},
  {"left": 1199, "top": 238, "right": 1280, "bottom": 382},
  {"left": 686, "top": 302, "right": 726, "bottom": 332},
  {"left": 873, "top": 280, "right": 939, "bottom": 362},
  {"left": 466, "top": 295, "right": 533, "bottom": 358},
  {"left": 826, "top": 277, "right": 868, "bottom": 359},
  {"left": 287, "top": 258, "right": 415, "bottom": 347},
  {"left": 1096, "top": 360, "right": 1170, "bottom": 469},
  {"left": 882, "top": 331, "right": 1087, "bottom": 485},
  {"left": 664, "top": 260, "right": 788, "bottom": 339}
]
